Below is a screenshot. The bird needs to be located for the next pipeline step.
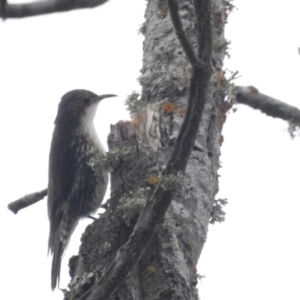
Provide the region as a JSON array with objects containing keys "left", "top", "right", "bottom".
[{"left": 47, "top": 89, "right": 116, "bottom": 290}]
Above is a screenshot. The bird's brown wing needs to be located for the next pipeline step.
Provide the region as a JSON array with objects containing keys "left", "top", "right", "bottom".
[{"left": 47, "top": 126, "right": 77, "bottom": 250}]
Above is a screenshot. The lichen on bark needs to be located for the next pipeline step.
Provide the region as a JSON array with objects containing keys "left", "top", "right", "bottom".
[{"left": 64, "top": 1, "right": 230, "bottom": 299}]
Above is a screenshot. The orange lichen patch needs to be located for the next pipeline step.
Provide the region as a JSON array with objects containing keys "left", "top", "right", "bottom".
[
  {"left": 157, "top": 10, "right": 168, "bottom": 19},
  {"left": 219, "top": 134, "right": 224, "bottom": 145},
  {"left": 188, "top": 244, "right": 194, "bottom": 252},
  {"left": 217, "top": 105, "right": 228, "bottom": 130},
  {"left": 146, "top": 176, "right": 159, "bottom": 188},
  {"left": 147, "top": 265, "right": 157, "bottom": 275},
  {"left": 131, "top": 115, "right": 139, "bottom": 125},
  {"left": 214, "top": 71, "right": 225, "bottom": 85},
  {"left": 248, "top": 86, "right": 259, "bottom": 93},
  {"left": 176, "top": 108, "right": 185, "bottom": 117},
  {"left": 81, "top": 109, "right": 88, "bottom": 116},
  {"left": 215, "top": 14, "right": 223, "bottom": 23},
  {"left": 161, "top": 102, "right": 176, "bottom": 115}
]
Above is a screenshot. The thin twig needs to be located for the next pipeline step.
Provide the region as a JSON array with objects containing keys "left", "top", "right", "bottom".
[
  {"left": 1, "top": 0, "right": 6, "bottom": 20},
  {"left": 1, "top": 0, "right": 108, "bottom": 19},
  {"left": 8, "top": 189, "right": 47, "bottom": 214},
  {"left": 235, "top": 86, "right": 300, "bottom": 123}
]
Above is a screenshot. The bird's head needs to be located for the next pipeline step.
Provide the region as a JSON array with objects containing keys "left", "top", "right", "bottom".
[{"left": 55, "top": 89, "right": 117, "bottom": 125}]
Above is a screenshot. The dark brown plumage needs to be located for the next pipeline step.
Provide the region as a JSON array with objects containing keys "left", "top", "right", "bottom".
[{"left": 47, "top": 89, "right": 116, "bottom": 289}]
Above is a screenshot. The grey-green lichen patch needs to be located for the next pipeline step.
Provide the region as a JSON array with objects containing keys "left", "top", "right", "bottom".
[
  {"left": 210, "top": 198, "right": 228, "bottom": 224},
  {"left": 287, "top": 120, "right": 300, "bottom": 139},
  {"left": 87, "top": 146, "right": 134, "bottom": 173},
  {"left": 159, "top": 173, "right": 183, "bottom": 192},
  {"left": 105, "top": 146, "right": 134, "bottom": 166},
  {"left": 138, "top": 22, "right": 146, "bottom": 35},
  {"left": 69, "top": 271, "right": 95, "bottom": 299},
  {"left": 163, "top": 211, "right": 182, "bottom": 236},
  {"left": 125, "top": 91, "right": 147, "bottom": 117},
  {"left": 210, "top": 69, "right": 238, "bottom": 114},
  {"left": 171, "top": 200, "right": 190, "bottom": 221},
  {"left": 117, "top": 187, "right": 151, "bottom": 226},
  {"left": 214, "top": 36, "right": 230, "bottom": 53},
  {"left": 87, "top": 147, "right": 108, "bottom": 175}
]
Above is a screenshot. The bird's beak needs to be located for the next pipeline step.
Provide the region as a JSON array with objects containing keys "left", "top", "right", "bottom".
[{"left": 94, "top": 94, "right": 117, "bottom": 103}]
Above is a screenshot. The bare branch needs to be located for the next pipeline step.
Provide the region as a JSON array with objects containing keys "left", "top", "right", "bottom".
[
  {"left": 1, "top": 0, "right": 109, "bottom": 19},
  {"left": 8, "top": 189, "right": 47, "bottom": 214},
  {"left": 1, "top": 0, "right": 6, "bottom": 19},
  {"left": 79, "top": 1, "right": 213, "bottom": 299},
  {"left": 236, "top": 86, "right": 300, "bottom": 123}
]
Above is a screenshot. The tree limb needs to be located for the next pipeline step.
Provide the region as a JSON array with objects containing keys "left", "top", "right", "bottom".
[
  {"left": 7, "top": 189, "right": 47, "bottom": 214},
  {"left": 1, "top": 0, "right": 6, "bottom": 20},
  {"left": 78, "top": 1, "right": 213, "bottom": 299},
  {"left": 1, "top": 0, "right": 109, "bottom": 19},
  {"left": 236, "top": 86, "right": 300, "bottom": 123},
  {"left": 193, "top": 0, "right": 212, "bottom": 60},
  {"left": 167, "top": 0, "right": 203, "bottom": 68}
]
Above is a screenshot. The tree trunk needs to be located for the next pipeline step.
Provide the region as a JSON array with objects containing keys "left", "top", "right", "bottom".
[{"left": 64, "top": 0, "right": 229, "bottom": 299}]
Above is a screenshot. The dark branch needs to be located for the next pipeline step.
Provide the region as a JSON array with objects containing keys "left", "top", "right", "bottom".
[
  {"left": 1, "top": 0, "right": 109, "bottom": 19},
  {"left": 167, "top": 0, "right": 203, "bottom": 68},
  {"left": 236, "top": 86, "right": 300, "bottom": 123},
  {"left": 1, "top": 0, "right": 6, "bottom": 19},
  {"left": 79, "top": 1, "right": 213, "bottom": 299},
  {"left": 197, "top": 0, "right": 213, "bottom": 62},
  {"left": 193, "top": 0, "right": 212, "bottom": 60},
  {"left": 8, "top": 189, "right": 47, "bottom": 214},
  {"left": 165, "top": 0, "right": 213, "bottom": 174}
]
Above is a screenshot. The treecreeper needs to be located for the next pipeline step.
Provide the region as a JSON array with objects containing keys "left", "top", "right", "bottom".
[{"left": 47, "top": 89, "right": 116, "bottom": 289}]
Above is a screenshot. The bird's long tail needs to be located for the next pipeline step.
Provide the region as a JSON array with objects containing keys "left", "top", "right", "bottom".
[
  {"left": 51, "top": 238, "right": 64, "bottom": 290},
  {"left": 49, "top": 214, "right": 77, "bottom": 290}
]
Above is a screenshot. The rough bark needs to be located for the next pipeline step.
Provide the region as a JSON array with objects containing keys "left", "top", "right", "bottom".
[{"left": 63, "top": 0, "right": 229, "bottom": 299}]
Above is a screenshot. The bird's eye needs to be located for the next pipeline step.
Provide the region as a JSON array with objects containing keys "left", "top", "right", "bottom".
[{"left": 83, "top": 97, "right": 91, "bottom": 106}]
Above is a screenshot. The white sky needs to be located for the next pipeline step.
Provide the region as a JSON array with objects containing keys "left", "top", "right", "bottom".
[{"left": 0, "top": 1, "right": 299, "bottom": 300}]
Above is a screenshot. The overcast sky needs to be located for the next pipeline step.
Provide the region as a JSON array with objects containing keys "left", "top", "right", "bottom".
[{"left": 1, "top": 1, "right": 299, "bottom": 300}]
